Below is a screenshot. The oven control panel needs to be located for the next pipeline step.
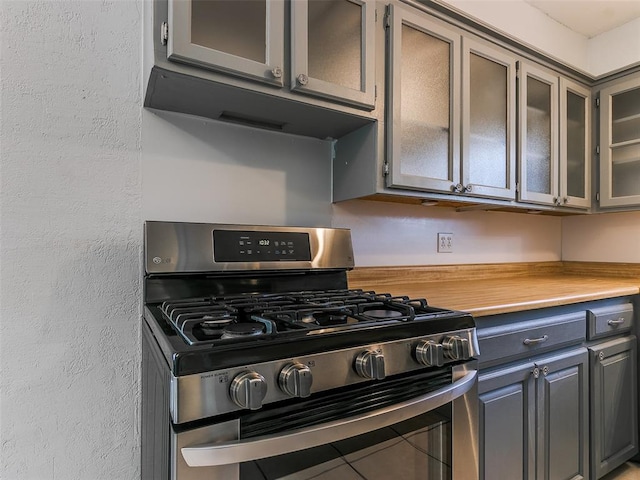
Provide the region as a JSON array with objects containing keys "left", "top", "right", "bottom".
[{"left": 170, "top": 328, "right": 478, "bottom": 423}]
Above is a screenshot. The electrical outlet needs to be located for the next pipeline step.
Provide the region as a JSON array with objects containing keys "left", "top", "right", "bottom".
[{"left": 437, "top": 233, "right": 453, "bottom": 253}]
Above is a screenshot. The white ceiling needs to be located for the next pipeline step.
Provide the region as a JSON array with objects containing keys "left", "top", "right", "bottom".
[{"left": 524, "top": 0, "right": 640, "bottom": 38}]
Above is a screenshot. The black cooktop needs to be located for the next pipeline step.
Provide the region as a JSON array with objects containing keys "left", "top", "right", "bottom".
[{"left": 144, "top": 288, "right": 475, "bottom": 376}]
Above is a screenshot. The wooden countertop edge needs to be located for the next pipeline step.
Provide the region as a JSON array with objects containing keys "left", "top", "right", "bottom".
[
  {"left": 347, "top": 261, "right": 640, "bottom": 284},
  {"left": 462, "top": 286, "right": 640, "bottom": 317},
  {"left": 347, "top": 262, "right": 640, "bottom": 317},
  {"left": 347, "top": 261, "right": 564, "bottom": 284}
]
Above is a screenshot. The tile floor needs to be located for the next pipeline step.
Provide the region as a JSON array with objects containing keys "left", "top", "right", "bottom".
[{"left": 603, "top": 461, "right": 640, "bottom": 479}]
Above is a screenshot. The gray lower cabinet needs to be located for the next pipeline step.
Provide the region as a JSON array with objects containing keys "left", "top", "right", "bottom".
[
  {"left": 479, "top": 347, "right": 589, "bottom": 480},
  {"left": 589, "top": 336, "right": 638, "bottom": 478}
]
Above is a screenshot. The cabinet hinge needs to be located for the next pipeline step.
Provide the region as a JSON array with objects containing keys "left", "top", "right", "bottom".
[
  {"left": 330, "top": 140, "right": 337, "bottom": 162},
  {"left": 161, "top": 21, "right": 169, "bottom": 46},
  {"left": 596, "top": 192, "right": 600, "bottom": 202},
  {"left": 595, "top": 97, "right": 600, "bottom": 108},
  {"left": 375, "top": 8, "right": 378, "bottom": 22},
  {"left": 515, "top": 182, "right": 519, "bottom": 193},
  {"left": 383, "top": 163, "right": 390, "bottom": 176},
  {"left": 375, "top": 85, "right": 377, "bottom": 101},
  {"left": 384, "top": 5, "right": 391, "bottom": 29},
  {"left": 596, "top": 145, "right": 600, "bottom": 155}
]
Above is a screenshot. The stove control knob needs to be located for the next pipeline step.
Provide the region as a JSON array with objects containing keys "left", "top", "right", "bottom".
[
  {"left": 415, "top": 340, "right": 444, "bottom": 367},
  {"left": 229, "top": 371, "right": 268, "bottom": 410},
  {"left": 279, "top": 362, "right": 313, "bottom": 398},
  {"left": 355, "top": 351, "right": 386, "bottom": 380},
  {"left": 442, "top": 336, "right": 471, "bottom": 361}
]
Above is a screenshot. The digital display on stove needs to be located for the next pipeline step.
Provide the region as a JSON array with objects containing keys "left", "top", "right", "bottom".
[{"left": 213, "top": 230, "right": 312, "bottom": 262}]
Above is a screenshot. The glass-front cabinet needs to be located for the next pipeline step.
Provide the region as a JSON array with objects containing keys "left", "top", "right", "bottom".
[
  {"left": 386, "top": 5, "right": 461, "bottom": 194},
  {"left": 598, "top": 75, "right": 640, "bottom": 207},
  {"left": 560, "top": 78, "right": 591, "bottom": 209},
  {"left": 386, "top": 5, "right": 516, "bottom": 201},
  {"left": 291, "top": 0, "right": 376, "bottom": 108},
  {"left": 166, "top": 0, "right": 376, "bottom": 109},
  {"left": 518, "top": 63, "right": 559, "bottom": 206},
  {"left": 167, "top": 0, "right": 285, "bottom": 85},
  {"left": 518, "top": 62, "right": 590, "bottom": 209},
  {"left": 462, "top": 38, "right": 517, "bottom": 200}
]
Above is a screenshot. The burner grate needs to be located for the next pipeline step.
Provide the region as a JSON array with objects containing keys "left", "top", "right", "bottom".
[{"left": 158, "top": 289, "right": 436, "bottom": 346}]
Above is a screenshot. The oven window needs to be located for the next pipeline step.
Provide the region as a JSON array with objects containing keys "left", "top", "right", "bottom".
[{"left": 239, "top": 406, "right": 451, "bottom": 480}]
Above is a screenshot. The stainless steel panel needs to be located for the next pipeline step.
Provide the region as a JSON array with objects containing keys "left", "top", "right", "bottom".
[
  {"left": 180, "top": 369, "right": 477, "bottom": 467},
  {"left": 145, "top": 221, "right": 354, "bottom": 274},
  {"left": 171, "top": 328, "right": 479, "bottom": 423},
  {"left": 172, "top": 420, "right": 240, "bottom": 480},
  {"left": 452, "top": 361, "right": 480, "bottom": 480}
]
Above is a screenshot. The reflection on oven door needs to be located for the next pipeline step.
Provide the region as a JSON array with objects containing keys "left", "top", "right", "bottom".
[{"left": 241, "top": 410, "right": 451, "bottom": 480}]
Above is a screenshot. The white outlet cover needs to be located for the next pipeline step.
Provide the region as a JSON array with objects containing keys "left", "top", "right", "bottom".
[{"left": 437, "top": 233, "right": 453, "bottom": 253}]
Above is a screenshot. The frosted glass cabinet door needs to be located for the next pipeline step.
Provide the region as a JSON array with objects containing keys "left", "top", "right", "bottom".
[
  {"left": 291, "top": 0, "right": 376, "bottom": 109},
  {"left": 599, "top": 76, "right": 640, "bottom": 207},
  {"left": 518, "top": 63, "right": 559, "bottom": 206},
  {"left": 167, "top": 0, "right": 285, "bottom": 86},
  {"left": 559, "top": 78, "right": 590, "bottom": 209},
  {"left": 462, "top": 38, "right": 516, "bottom": 200},
  {"left": 387, "top": 4, "right": 461, "bottom": 193}
]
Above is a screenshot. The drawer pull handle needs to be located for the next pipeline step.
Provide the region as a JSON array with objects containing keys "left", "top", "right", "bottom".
[
  {"left": 523, "top": 335, "right": 549, "bottom": 345},
  {"left": 608, "top": 318, "right": 625, "bottom": 326}
]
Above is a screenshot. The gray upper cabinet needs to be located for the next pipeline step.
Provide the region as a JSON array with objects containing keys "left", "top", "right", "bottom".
[
  {"left": 560, "top": 78, "right": 591, "bottom": 209},
  {"left": 167, "top": 0, "right": 285, "bottom": 86},
  {"left": 462, "top": 38, "right": 517, "bottom": 200},
  {"left": 386, "top": 5, "right": 516, "bottom": 200},
  {"left": 598, "top": 74, "right": 640, "bottom": 208},
  {"left": 518, "top": 62, "right": 559, "bottom": 206},
  {"left": 518, "top": 62, "right": 591, "bottom": 209},
  {"left": 291, "top": 0, "right": 376, "bottom": 108},
  {"left": 386, "top": 5, "right": 461, "bottom": 194},
  {"left": 166, "top": 0, "right": 376, "bottom": 109}
]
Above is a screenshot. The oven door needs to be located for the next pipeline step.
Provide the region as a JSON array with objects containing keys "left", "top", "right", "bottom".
[{"left": 173, "top": 362, "right": 478, "bottom": 480}]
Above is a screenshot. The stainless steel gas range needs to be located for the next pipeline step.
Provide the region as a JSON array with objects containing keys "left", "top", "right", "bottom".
[{"left": 141, "top": 221, "right": 480, "bottom": 480}]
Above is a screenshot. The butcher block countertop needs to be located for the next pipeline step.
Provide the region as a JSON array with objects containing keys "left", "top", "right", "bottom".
[{"left": 347, "top": 262, "right": 640, "bottom": 317}]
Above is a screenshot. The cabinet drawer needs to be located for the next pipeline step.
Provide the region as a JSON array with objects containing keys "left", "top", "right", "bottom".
[
  {"left": 587, "top": 303, "right": 634, "bottom": 340},
  {"left": 478, "top": 312, "right": 585, "bottom": 367}
]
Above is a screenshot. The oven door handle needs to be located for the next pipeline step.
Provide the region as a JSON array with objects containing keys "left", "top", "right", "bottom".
[{"left": 181, "top": 368, "right": 477, "bottom": 467}]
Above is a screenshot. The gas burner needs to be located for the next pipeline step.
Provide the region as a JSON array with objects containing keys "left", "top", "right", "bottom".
[
  {"left": 221, "top": 322, "right": 266, "bottom": 339},
  {"left": 362, "top": 309, "right": 403, "bottom": 319},
  {"left": 200, "top": 318, "right": 234, "bottom": 333}
]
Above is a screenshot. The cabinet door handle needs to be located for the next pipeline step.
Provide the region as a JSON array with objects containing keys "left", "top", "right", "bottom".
[
  {"left": 523, "top": 334, "right": 548, "bottom": 345},
  {"left": 607, "top": 318, "right": 625, "bottom": 325}
]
